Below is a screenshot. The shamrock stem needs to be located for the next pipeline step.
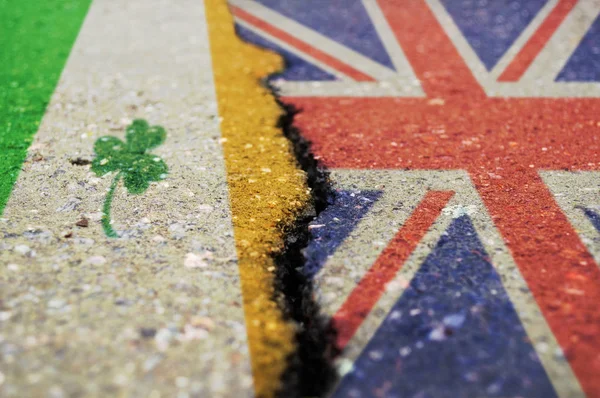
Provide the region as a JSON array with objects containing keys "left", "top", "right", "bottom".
[{"left": 102, "top": 172, "right": 122, "bottom": 238}]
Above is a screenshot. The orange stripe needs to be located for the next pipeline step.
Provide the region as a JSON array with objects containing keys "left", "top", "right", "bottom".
[
  {"left": 332, "top": 190, "right": 454, "bottom": 349},
  {"left": 231, "top": 6, "right": 376, "bottom": 82},
  {"left": 206, "top": 1, "right": 310, "bottom": 395},
  {"left": 498, "top": 0, "right": 577, "bottom": 82}
]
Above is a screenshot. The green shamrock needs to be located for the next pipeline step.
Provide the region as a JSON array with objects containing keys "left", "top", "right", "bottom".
[{"left": 92, "top": 119, "right": 168, "bottom": 238}]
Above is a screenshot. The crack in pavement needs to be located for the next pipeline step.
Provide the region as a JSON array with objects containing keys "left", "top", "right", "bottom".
[
  {"left": 271, "top": 101, "right": 338, "bottom": 398},
  {"left": 230, "top": 13, "right": 339, "bottom": 397}
]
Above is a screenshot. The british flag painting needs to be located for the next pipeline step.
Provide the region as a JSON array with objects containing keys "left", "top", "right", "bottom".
[{"left": 231, "top": 0, "right": 600, "bottom": 397}]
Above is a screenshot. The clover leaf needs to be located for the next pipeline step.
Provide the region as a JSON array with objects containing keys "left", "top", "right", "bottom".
[{"left": 92, "top": 119, "right": 168, "bottom": 237}]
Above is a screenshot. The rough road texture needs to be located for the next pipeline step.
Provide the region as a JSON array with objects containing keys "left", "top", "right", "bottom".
[
  {"left": 0, "top": 0, "right": 312, "bottom": 396},
  {"left": 232, "top": 1, "right": 600, "bottom": 397},
  {"left": 204, "top": 1, "right": 313, "bottom": 397}
]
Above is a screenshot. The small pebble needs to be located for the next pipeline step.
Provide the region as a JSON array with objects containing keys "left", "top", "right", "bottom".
[
  {"left": 176, "top": 377, "right": 190, "bottom": 388},
  {"left": 184, "top": 252, "right": 212, "bottom": 268},
  {"left": 47, "top": 299, "right": 66, "bottom": 309},
  {"left": 443, "top": 313, "right": 466, "bottom": 328},
  {"left": 143, "top": 355, "right": 162, "bottom": 372},
  {"left": 155, "top": 328, "right": 173, "bottom": 351},
  {"left": 428, "top": 326, "right": 447, "bottom": 341},
  {"left": 14, "top": 244, "right": 31, "bottom": 255},
  {"left": 86, "top": 256, "right": 107, "bottom": 266},
  {"left": 152, "top": 235, "right": 166, "bottom": 243},
  {"left": 191, "top": 316, "right": 215, "bottom": 330},
  {"left": 140, "top": 328, "right": 157, "bottom": 338}
]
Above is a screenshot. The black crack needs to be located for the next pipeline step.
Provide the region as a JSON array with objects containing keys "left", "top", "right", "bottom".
[
  {"left": 69, "top": 157, "right": 92, "bottom": 166},
  {"left": 272, "top": 100, "right": 339, "bottom": 398},
  {"left": 232, "top": 20, "right": 339, "bottom": 397}
]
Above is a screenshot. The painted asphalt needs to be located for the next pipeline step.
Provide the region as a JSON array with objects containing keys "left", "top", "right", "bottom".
[
  {"left": 234, "top": 1, "right": 600, "bottom": 397},
  {"left": 0, "top": 0, "right": 305, "bottom": 397},
  {"left": 1, "top": 1, "right": 599, "bottom": 397}
]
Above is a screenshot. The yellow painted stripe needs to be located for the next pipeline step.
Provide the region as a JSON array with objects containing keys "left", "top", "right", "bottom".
[{"left": 205, "top": 1, "right": 310, "bottom": 397}]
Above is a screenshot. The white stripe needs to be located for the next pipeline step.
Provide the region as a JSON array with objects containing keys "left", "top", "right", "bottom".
[
  {"left": 0, "top": 0, "right": 253, "bottom": 396},
  {"left": 234, "top": 17, "right": 352, "bottom": 81},
  {"left": 362, "top": 0, "right": 422, "bottom": 82},
  {"left": 272, "top": 80, "right": 425, "bottom": 97},
  {"left": 542, "top": 171, "right": 600, "bottom": 268},
  {"left": 229, "top": 0, "right": 398, "bottom": 81},
  {"left": 425, "top": 0, "right": 493, "bottom": 90}
]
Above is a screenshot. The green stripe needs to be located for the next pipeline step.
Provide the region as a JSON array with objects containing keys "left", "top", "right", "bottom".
[{"left": 0, "top": 0, "right": 92, "bottom": 214}]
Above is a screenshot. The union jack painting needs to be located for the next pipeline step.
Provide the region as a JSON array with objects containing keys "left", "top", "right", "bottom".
[{"left": 233, "top": 1, "right": 600, "bottom": 396}]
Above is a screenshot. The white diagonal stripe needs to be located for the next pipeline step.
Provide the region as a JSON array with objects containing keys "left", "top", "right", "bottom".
[
  {"left": 230, "top": 0, "right": 398, "bottom": 81},
  {"left": 542, "top": 171, "right": 600, "bottom": 268},
  {"left": 522, "top": 0, "right": 600, "bottom": 83},
  {"left": 362, "top": 0, "right": 422, "bottom": 82},
  {"left": 234, "top": 17, "right": 352, "bottom": 81},
  {"left": 425, "top": 0, "right": 492, "bottom": 90}
]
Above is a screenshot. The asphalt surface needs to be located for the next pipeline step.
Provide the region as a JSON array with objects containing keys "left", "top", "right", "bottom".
[
  {"left": 235, "top": 1, "right": 600, "bottom": 397},
  {"left": 1, "top": 1, "right": 599, "bottom": 397}
]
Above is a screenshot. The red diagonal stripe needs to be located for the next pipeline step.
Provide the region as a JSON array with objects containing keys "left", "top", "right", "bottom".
[
  {"left": 231, "top": 5, "right": 376, "bottom": 82},
  {"left": 477, "top": 169, "right": 600, "bottom": 397},
  {"left": 498, "top": 0, "right": 577, "bottom": 82},
  {"left": 332, "top": 190, "right": 454, "bottom": 350}
]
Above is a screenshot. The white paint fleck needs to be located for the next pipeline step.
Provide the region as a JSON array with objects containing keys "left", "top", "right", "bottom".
[
  {"left": 442, "top": 204, "right": 478, "bottom": 218},
  {"left": 399, "top": 347, "right": 411, "bottom": 357},
  {"left": 428, "top": 326, "right": 446, "bottom": 341},
  {"left": 443, "top": 313, "right": 466, "bottom": 328},
  {"left": 337, "top": 359, "right": 354, "bottom": 377}
]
